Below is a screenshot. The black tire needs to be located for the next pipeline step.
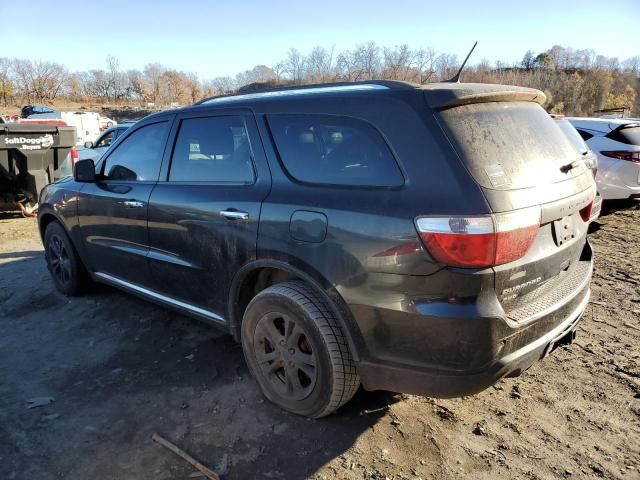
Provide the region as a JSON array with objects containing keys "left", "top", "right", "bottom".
[
  {"left": 44, "top": 221, "right": 89, "bottom": 296},
  {"left": 241, "top": 281, "right": 360, "bottom": 418}
]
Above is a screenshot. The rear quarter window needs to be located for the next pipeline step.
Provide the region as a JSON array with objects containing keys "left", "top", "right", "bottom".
[
  {"left": 575, "top": 129, "right": 594, "bottom": 141},
  {"left": 267, "top": 114, "right": 404, "bottom": 187}
]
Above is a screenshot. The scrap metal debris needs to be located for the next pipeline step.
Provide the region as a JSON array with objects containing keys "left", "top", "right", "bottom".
[{"left": 151, "top": 433, "right": 221, "bottom": 480}]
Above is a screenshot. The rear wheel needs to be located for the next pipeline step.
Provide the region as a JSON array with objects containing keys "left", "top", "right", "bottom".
[
  {"left": 241, "top": 281, "right": 359, "bottom": 418},
  {"left": 44, "top": 221, "right": 89, "bottom": 296}
]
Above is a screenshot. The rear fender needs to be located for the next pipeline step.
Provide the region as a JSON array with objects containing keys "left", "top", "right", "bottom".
[{"left": 228, "top": 257, "right": 367, "bottom": 362}]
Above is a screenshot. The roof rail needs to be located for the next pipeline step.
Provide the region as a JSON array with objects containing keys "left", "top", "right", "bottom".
[{"left": 194, "top": 80, "right": 415, "bottom": 105}]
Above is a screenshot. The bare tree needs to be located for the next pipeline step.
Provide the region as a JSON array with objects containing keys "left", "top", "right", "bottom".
[
  {"left": 0, "top": 57, "right": 13, "bottom": 105},
  {"left": 413, "top": 48, "right": 438, "bottom": 83},
  {"left": 435, "top": 53, "right": 459, "bottom": 81},
  {"left": 382, "top": 44, "right": 414, "bottom": 80},
  {"left": 184, "top": 72, "right": 202, "bottom": 103},
  {"left": 12, "top": 59, "right": 68, "bottom": 103},
  {"left": 143, "top": 63, "right": 166, "bottom": 104},
  {"left": 1, "top": 42, "right": 638, "bottom": 117},
  {"left": 306, "top": 46, "right": 335, "bottom": 83},
  {"left": 236, "top": 65, "right": 276, "bottom": 87},
  {"left": 283, "top": 48, "right": 306, "bottom": 82},
  {"left": 208, "top": 76, "right": 236, "bottom": 95},
  {"left": 352, "top": 42, "right": 381, "bottom": 80}
]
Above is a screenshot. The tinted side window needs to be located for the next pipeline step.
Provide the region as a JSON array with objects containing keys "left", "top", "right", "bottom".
[
  {"left": 576, "top": 129, "right": 593, "bottom": 141},
  {"left": 268, "top": 114, "right": 403, "bottom": 187},
  {"left": 169, "top": 116, "right": 254, "bottom": 183},
  {"left": 103, "top": 122, "right": 169, "bottom": 181}
]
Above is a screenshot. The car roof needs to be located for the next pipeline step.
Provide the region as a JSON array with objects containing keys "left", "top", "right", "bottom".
[
  {"left": 187, "top": 80, "right": 544, "bottom": 112},
  {"left": 567, "top": 117, "right": 639, "bottom": 134}
]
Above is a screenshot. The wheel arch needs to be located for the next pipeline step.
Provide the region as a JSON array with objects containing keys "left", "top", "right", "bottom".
[
  {"left": 228, "top": 258, "right": 366, "bottom": 362},
  {"left": 38, "top": 208, "right": 63, "bottom": 242},
  {"left": 38, "top": 207, "right": 91, "bottom": 273}
]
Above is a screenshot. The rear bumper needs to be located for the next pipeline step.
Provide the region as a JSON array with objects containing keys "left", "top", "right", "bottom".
[
  {"left": 358, "top": 287, "right": 589, "bottom": 397},
  {"left": 354, "top": 242, "right": 593, "bottom": 397}
]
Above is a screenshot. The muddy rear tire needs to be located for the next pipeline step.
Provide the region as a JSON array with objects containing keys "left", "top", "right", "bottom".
[{"left": 241, "top": 281, "right": 360, "bottom": 418}]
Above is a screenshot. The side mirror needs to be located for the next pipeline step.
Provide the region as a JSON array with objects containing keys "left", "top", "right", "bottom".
[
  {"left": 84, "top": 140, "right": 93, "bottom": 149},
  {"left": 74, "top": 159, "right": 96, "bottom": 183}
]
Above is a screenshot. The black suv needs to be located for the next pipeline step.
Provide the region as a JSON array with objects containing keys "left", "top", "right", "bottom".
[{"left": 38, "top": 81, "right": 596, "bottom": 417}]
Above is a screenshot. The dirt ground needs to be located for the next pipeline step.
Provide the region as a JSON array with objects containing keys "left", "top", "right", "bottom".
[{"left": 1, "top": 204, "right": 638, "bottom": 480}]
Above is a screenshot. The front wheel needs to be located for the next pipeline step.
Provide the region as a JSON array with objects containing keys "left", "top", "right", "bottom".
[
  {"left": 44, "top": 221, "right": 89, "bottom": 296},
  {"left": 241, "top": 281, "right": 360, "bottom": 418}
]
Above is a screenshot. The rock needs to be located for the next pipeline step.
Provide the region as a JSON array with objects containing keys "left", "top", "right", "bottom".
[
  {"left": 41, "top": 413, "right": 60, "bottom": 421},
  {"left": 436, "top": 407, "right": 456, "bottom": 421},
  {"left": 472, "top": 422, "right": 487, "bottom": 436},
  {"left": 511, "top": 385, "right": 522, "bottom": 399},
  {"left": 185, "top": 354, "right": 195, "bottom": 360}
]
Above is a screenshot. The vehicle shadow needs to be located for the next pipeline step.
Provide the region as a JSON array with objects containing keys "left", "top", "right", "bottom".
[
  {"left": 0, "top": 211, "right": 27, "bottom": 220},
  {"left": 599, "top": 199, "right": 640, "bottom": 217},
  {"left": 32, "top": 284, "right": 401, "bottom": 480},
  {"left": 0, "top": 250, "right": 42, "bottom": 261}
]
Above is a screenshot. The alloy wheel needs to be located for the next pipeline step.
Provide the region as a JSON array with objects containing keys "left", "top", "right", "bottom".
[
  {"left": 253, "top": 312, "right": 318, "bottom": 400},
  {"left": 48, "top": 235, "right": 71, "bottom": 288}
]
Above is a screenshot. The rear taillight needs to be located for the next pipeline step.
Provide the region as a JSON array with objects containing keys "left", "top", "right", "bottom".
[
  {"left": 601, "top": 150, "right": 640, "bottom": 163},
  {"left": 415, "top": 207, "right": 541, "bottom": 268},
  {"left": 579, "top": 201, "right": 593, "bottom": 222},
  {"left": 70, "top": 147, "right": 79, "bottom": 167}
]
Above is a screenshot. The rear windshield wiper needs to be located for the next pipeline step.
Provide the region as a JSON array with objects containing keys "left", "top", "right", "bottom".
[{"left": 560, "top": 160, "right": 582, "bottom": 173}]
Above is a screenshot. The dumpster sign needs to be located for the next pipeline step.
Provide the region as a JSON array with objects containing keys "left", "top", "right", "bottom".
[{"left": 3, "top": 134, "right": 56, "bottom": 151}]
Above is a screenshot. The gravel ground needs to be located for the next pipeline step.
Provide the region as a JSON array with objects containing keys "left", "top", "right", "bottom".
[{"left": 0, "top": 204, "right": 638, "bottom": 480}]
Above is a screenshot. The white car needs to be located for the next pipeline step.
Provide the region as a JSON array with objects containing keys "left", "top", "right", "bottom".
[
  {"left": 78, "top": 123, "right": 134, "bottom": 162},
  {"left": 567, "top": 118, "right": 640, "bottom": 200}
]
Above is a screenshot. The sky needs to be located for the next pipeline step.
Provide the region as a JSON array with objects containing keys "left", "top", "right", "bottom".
[{"left": 4, "top": 0, "right": 639, "bottom": 79}]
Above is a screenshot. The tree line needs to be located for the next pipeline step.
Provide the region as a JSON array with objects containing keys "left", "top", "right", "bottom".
[{"left": 1, "top": 44, "right": 638, "bottom": 116}]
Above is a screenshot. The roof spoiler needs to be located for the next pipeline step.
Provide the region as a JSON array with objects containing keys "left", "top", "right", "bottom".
[{"left": 423, "top": 84, "right": 546, "bottom": 110}]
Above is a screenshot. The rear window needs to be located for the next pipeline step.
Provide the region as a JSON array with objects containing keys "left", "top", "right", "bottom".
[
  {"left": 437, "top": 102, "right": 585, "bottom": 190},
  {"left": 557, "top": 120, "right": 589, "bottom": 155},
  {"left": 268, "top": 114, "right": 403, "bottom": 187},
  {"left": 607, "top": 124, "right": 640, "bottom": 145}
]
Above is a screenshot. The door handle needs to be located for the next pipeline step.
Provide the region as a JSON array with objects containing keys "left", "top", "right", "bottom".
[
  {"left": 123, "top": 200, "right": 145, "bottom": 208},
  {"left": 220, "top": 209, "right": 249, "bottom": 221}
]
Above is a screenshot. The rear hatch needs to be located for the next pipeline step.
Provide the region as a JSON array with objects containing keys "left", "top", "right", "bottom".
[{"left": 423, "top": 84, "right": 595, "bottom": 321}]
